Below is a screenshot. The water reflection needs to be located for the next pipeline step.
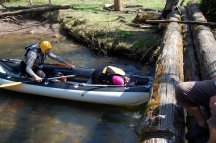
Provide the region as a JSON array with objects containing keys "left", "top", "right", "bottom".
[{"left": 0, "top": 33, "right": 154, "bottom": 143}]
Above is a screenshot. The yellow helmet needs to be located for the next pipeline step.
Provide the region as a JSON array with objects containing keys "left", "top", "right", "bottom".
[{"left": 39, "top": 41, "right": 52, "bottom": 52}]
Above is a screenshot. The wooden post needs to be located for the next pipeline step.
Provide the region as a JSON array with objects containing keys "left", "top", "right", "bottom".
[
  {"left": 114, "top": 0, "right": 123, "bottom": 11},
  {"left": 187, "top": 2, "right": 216, "bottom": 80},
  {"left": 29, "top": 0, "right": 33, "bottom": 5},
  {"left": 141, "top": 12, "right": 184, "bottom": 143}
]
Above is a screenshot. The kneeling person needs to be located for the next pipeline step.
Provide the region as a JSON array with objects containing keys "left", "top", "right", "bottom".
[{"left": 91, "top": 66, "right": 127, "bottom": 86}]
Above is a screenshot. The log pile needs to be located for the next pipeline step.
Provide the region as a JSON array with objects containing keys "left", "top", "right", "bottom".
[
  {"left": 181, "top": 6, "right": 200, "bottom": 81},
  {"left": 141, "top": 12, "right": 184, "bottom": 143},
  {"left": 187, "top": 2, "right": 216, "bottom": 80}
]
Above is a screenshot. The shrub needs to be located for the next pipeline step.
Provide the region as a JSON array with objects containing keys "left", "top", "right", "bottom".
[{"left": 200, "top": 0, "right": 216, "bottom": 21}]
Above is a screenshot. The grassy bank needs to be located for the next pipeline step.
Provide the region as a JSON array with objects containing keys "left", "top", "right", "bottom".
[{"left": 1, "top": 0, "right": 198, "bottom": 63}]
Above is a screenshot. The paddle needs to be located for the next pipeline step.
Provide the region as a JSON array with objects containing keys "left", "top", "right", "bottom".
[
  {"left": 0, "top": 74, "right": 76, "bottom": 88},
  {"left": 0, "top": 82, "right": 22, "bottom": 88},
  {"left": 75, "top": 83, "right": 135, "bottom": 88}
]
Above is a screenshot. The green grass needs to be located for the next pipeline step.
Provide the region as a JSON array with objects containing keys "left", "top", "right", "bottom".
[{"left": 3, "top": 0, "right": 201, "bottom": 11}]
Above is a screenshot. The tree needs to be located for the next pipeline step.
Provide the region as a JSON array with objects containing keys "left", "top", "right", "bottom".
[{"left": 114, "top": 0, "right": 122, "bottom": 11}]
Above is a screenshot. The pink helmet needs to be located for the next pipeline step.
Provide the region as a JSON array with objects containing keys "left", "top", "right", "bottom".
[{"left": 112, "top": 75, "right": 125, "bottom": 85}]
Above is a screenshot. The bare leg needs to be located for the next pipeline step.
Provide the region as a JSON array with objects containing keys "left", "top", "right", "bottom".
[
  {"left": 186, "top": 106, "right": 208, "bottom": 128},
  {"left": 209, "top": 125, "right": 216, "bottom": 143}
]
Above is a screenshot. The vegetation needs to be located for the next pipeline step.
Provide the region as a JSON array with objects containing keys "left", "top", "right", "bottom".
[
  {"left": 0, "top": 0, "right": 201, "bottom": 63},
  {"left": 200, "top": 0, "right": 216, "bottom": 21}
]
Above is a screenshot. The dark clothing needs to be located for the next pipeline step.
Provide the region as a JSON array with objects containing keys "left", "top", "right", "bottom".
[
  {"left": 175, "top": 80, "right": 216, "bottom": 107},
  {"left": 91, "top": 66, "right": 125, "bottom": 85},
  {"left": 19, "top": 61, "right": 40, "bottom": 77},
  {"left": 175, "top": 80, "right": 216, "bottom": 128}
]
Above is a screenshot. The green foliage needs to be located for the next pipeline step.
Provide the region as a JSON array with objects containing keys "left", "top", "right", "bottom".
[
  {"left": 116, "top": 31, "right": 132, "bottom": 40},
  {"left": 200, "top": 0, "right": 216, "bottom": 21}
]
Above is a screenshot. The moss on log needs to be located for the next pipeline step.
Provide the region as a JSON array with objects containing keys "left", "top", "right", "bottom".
[{"left": 141, "top": 12, "right": 184, "bottom": 143}]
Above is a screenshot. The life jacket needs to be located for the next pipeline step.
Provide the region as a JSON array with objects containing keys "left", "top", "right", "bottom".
[
  {"left": 91, "top": 66, "right": 126, "bottom": 84},
  {"left": 23, "top": 44, "right": 47, "bottom": 67}
]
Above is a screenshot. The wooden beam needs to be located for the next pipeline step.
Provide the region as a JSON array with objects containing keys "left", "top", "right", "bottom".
[
  {"left": 187, "top": 2, "right": 216, "bottom": 80},
  {"left": 143, "top": 19, "right": 216, "bottom": 27},
  {"left": 0, "top": 4, "right": 70, "bottom": 18},
  {"left": 141, "top": 12, "right": 184, "bottom": 143}
]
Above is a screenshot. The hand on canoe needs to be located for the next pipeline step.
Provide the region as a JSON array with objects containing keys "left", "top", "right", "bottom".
[
  {"left": 68, "top": 64, "right": 75, "bottom": 69},
  {"left": 34, "top": 76, "right": 43, "bottom": 83}
]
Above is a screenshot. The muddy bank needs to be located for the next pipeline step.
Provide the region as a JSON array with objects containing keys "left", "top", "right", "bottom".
[
  {"left": 41, "top": 9, "right": 161, "bottom": 64},
  {"left": 0, "top": 6, "right": 162, "bottom": 64}
]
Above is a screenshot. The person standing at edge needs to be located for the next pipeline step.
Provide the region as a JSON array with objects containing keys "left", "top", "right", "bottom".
[
  {"left": 20, "top": 41, "right": 75, "bottom": 82},
  {"left": 175, "top": 80, "right": 216, "bottom": 142}
]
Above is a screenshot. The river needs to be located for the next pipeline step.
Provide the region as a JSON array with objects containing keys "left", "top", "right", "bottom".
[{"left": 0, "top": 33, "right": 154, "bottom": 143}]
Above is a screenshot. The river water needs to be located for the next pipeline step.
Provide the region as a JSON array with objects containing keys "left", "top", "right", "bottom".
[{"left": 0, "top": 33, "right": 154, "bottom": 143}]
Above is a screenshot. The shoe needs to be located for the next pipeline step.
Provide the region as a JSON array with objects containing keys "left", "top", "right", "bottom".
[{"left": 185, "top": 123, "right": 209, "bottom": 141}]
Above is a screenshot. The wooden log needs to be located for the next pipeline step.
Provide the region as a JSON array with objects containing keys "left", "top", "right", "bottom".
[
  {"left": 143, "top": 19, "right": 216, "bottom": 27},
  {"left": 181, "top": 6, "right": 200, "bottom": 81},
  {"left": 2, "top": 4, "right": 54, "bottom": 10},
  {"left": 187, "top": 2, "right": 216, "bottom": 80},
  {"left": 133, "top": 11, "right": 161, "bottom": 23},
  {"left": 141, "top": 12, "right": 184, "bottom": 143},
  {"left": 0, "top": 4, "right": 70, "bottom": 18}
]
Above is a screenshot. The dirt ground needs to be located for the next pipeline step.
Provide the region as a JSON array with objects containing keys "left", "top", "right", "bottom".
[{"left": 0, "top": 19, "right": 61, "bottom": 37}]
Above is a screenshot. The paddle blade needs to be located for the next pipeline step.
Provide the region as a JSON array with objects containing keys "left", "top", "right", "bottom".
[{"left": 0, "top": 82, "right": 22, "bottom": 88}]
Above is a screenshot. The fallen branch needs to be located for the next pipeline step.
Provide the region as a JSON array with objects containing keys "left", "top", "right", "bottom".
[
  {"left": 0, "top": 4, "right": 70, "bottom": 18},
  {"left": 2, "top": 4, "right": 53, "bottom": 10},
  {"left": 143, "top": 19, "right": 216, "bottom": 27}
]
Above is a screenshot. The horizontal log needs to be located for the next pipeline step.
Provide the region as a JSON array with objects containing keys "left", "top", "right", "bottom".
[
  {"left": 1, "top": 4, "right": 53, "bottom": 10},
  {"left": 0, "top": 4, "right": 70, "bottom": 18},
  {"left": 187, "top": 2, "right": 216, "bottom": 79},
  {"left": 141, "top": 12, "right": 184, "bottom": 143},
  {"left": 144, "top": 19, "right": 216, "bottom": 27},
  {"left": 133, "top": 11, "right": 161, "bottom": 23}
]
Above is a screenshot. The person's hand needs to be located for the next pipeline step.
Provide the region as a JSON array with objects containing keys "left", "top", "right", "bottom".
[
  {"left": 68, "top": 64, "right": 75, "bottom": 69},
  {"left": 34, "top": 76, "right": 43, "bottom": 83},
  {"left": 209, "top": 96, "right": 216, "bottom": 107}
]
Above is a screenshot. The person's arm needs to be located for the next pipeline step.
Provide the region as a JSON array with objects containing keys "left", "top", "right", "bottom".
[
  {"left": 26, "top": 51, "right": 43, "bottom": 82},
  {"left": 47, "top": 52, "right": 75, "bottom": 68}
]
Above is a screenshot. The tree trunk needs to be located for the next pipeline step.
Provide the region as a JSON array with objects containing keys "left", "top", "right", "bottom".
[
  {"left": 29, "top": 0, "right": 33, "bottom": 5},
  {"left": 0, "top": 4, "right": 70, "bottom": 18},
  {"left": 141, "top": 13, "right": 184, "bottom": 143},
  {"left": 187, "top": 2, "right": 216, "bottom": 80},
  {"left": 114, "top": 0, "right": 122, "bottom": 11},
  {"left": 49, "top": 0, "right": 52, "bottom": 4}
]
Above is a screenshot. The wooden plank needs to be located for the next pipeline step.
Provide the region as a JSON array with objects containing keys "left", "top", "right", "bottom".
[
  {"left": 141, "top": 12, "right": 184, "bottom": 143},
  {"left": 187, "top": 2, "right": 216, "bottom": 80}
]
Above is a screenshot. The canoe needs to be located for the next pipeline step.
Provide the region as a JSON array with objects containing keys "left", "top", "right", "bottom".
[{"left": 0, "top": 59, "right": 152, "bottom": 106}]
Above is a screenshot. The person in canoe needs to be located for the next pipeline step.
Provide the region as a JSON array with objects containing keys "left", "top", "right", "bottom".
[
  {"left": 20, "top": 41, "right": 75, "bottom": 82},
  {"left": 91, "top": 66, "right": 128, "bottom": 86},
  {"left": 91, "top": 66, "right": 147, "bottom": 86}
]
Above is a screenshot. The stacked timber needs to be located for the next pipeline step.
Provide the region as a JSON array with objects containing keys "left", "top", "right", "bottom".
[
  {"left": 141, "top": 12, "right": 184, "bottom": 143},
  {"left": 181, "top": 6, "right": 200, "bottom": 81},
  {"left": 187, "top": 2, "right": 216, "bottom": 80}
]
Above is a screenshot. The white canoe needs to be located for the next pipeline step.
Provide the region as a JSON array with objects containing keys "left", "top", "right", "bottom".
[{"left": 0, "top": 59, "right": 152, "bottom": 106}]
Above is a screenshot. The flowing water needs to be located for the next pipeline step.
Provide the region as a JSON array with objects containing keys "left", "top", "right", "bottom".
[{"left": 0, "top": 33, "right": 155, "bottom": 143}]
